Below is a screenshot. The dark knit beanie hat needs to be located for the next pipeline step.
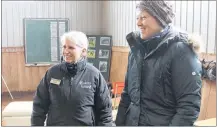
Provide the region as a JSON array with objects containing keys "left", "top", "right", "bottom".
[{"left": 136, "top": 0, "right": 175, "bottom": 27}]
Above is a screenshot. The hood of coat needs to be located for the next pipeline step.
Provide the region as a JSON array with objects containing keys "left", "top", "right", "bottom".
[{"left": 187, "top": 34, "right": 203, "bottom": 55}]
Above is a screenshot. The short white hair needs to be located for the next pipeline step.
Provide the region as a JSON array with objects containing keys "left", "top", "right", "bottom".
[{"left": 61, "top": 31, "right": 89, "bottom": 50}]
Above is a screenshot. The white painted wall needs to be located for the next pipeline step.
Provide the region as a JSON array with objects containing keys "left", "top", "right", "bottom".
[
  {"left": 102, "top": 1, "right": 216, "bottom": 53},
  {"left": 2, "top": 1, "right": 103, "bottom": 47},
  {"left": 2, "top": 1, "right": 216, "bottom": 53}
]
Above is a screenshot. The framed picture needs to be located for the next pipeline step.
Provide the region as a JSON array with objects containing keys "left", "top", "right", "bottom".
[
  {"left": 100, "top": 37, "right": 110, "bottom": 46},
  {"left": 99, "top": 50, "right": 109, "bottom": 58},
  {"left": 99, "top": 61, "right": 107, "bottom": 72},
  {"left": 88, "top": 37, "right": 96, "bottom": 48},
  {"left": 87, "top": 49, "right": 96, "bottom": 58}
]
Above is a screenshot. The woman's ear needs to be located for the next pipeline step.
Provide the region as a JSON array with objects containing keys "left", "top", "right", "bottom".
[{"left": 81, "top": 48, "right": 87, "bottom": 57}]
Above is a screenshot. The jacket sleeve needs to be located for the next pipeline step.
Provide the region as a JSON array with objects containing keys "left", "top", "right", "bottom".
[
  {"left": 169, "top": 43, "right": 202, "bottom": 126},
  {"left": 31, "top": 71, "right": 51, "bottom": 126},
  {"left": 115, "top": 53, "right": 131, "bottom": 126},
  {"left": 95, "top": 73, "right": 113, "bottom": 126}
]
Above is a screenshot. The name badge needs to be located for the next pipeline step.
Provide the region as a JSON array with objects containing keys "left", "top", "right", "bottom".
[{"left": 50, "top": 78, "right": 61, "bottom": 85}]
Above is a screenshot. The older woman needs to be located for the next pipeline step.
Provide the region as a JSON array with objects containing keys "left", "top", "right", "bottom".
[
  {"left": 116, "top": 0, "right": 202, "bottom": 126},
  {"left": 31, "top": 31, "right": 113, "bottom": 126}
]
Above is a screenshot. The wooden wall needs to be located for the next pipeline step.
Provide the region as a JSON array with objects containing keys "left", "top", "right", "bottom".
[
  {"left": 197, "top": 51, "right": 216, "bottom": 120},
  {"left": 109, "top": 47, "right": 129, "bottom": 83},
  {"left": 198, "top": 80, "right": 216, "bottom": 120},
  {"left": 2, "top": 47, "right": 50, "bottom": 92}
]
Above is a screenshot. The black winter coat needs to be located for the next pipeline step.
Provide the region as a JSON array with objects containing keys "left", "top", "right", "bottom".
[
  {"left": 115, "top": 26, "right": 202, "bottom": 126},
  {"left": 31, "top": 59, "right": 113, "bottom": 126}
]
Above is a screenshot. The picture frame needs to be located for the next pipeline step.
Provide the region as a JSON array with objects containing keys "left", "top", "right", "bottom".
[
  {"left": 99, "top": 61, "right": 107, "bottom": 72},
  {"left": 99, "top": 49, "right": 109, "bottom": 58},
  {"left": 88, "top": 37, "right": 96, "bottom": 48},
  {"left": 100, "top": 37, "right": 110, "bottom": 46},
  {"left": 87, "top": 49, "right": 96, "bottom": 58}
]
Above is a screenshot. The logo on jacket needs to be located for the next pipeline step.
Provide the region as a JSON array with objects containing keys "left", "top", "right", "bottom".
[
  {"left": 50, "top": 78, "right": 61, "bottom": 85},
  {"left": 79, "top": 81, "right": 91, "bottom": 89}
]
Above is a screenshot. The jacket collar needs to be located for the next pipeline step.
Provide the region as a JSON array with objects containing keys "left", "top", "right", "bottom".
[
  {"left": 126, "top": 25, "right": 182, "bottom": 59},
  {"left": 61, "top": 58, "right": 87, "bottom": 75},
  {"left": 140, "top": 25, "right": 170, "bottom": 44}
]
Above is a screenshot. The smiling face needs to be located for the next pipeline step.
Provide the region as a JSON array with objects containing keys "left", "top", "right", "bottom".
[
  {"left": 62, "top": 38, "right": 85, "bottom": 63},
  {"left": 136, "top": 10, "right": 163, "bottom": 40}
]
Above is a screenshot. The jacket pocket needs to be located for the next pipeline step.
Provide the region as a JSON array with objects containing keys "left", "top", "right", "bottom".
[
  {"left": 125, "top": 103, "right": 140, "bottom": 126},
  {"left": 47, "top": 105, "right": 65, "bottom": 126},
  {"left": 125, "top": 103, "right": 133, "bottom": 115}
]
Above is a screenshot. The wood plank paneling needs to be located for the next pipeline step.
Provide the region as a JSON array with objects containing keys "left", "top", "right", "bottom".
[
  {"left": 2, "top": 53, "right": 11, "bottom": 92},
  {"left": 31, "top": 67, "right": 40, "bottom": 90},
  {"left": 17, "top": 50, "right": 25, "bottom": 91},
  {"left": 109, "top": 46, "right": 129, "bottom": 83},
  {"left": 198, "top": 80, "right": 216, "bottom": 120},
  {"left": 205, "top": 81, "right": 216, "bottom": 119},
  {"left": 9, "top": 52, "right": 19, "bottom": 91},
  {"left": 38, "top": 67, "right": 48, "bottom": 81},
  {"left": 24, "top": 67, "right": 30, "bottom": 91},
  {"left": 198, "top": 80, "right": 212, "bottom": 120},
  {"left": 2, "top": 47, "right": 50, "bottom": 92}
]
